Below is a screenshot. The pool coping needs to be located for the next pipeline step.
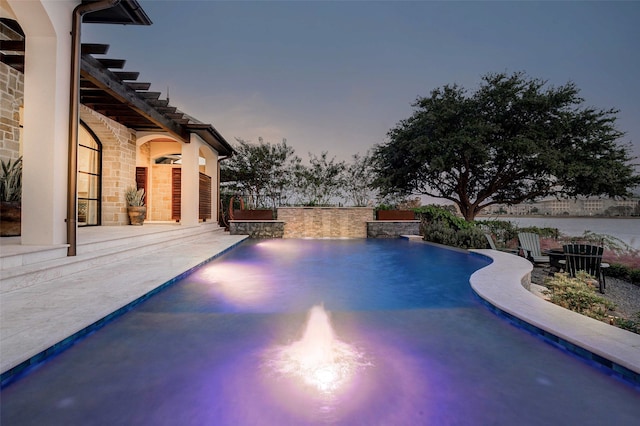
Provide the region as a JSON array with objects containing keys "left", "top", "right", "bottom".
[
  {"left": 0, "top": 235, "right": 248, "bottom": 388},
  {"left": 469, "top": 249, "right": 640, "bottom": 386}
]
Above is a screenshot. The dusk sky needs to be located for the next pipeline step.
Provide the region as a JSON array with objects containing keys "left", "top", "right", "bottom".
[{"left": 83, "top": 0, "right": 640, "bottom": 164}]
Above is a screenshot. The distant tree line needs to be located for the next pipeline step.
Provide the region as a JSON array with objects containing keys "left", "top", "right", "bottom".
[{"left": 220, "top": 137, "right": 381, "bottom": 209}]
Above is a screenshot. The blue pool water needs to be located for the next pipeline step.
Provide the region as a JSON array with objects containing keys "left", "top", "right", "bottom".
[{"left": 1, "top": 239, "right": 639, "bottom": 425}]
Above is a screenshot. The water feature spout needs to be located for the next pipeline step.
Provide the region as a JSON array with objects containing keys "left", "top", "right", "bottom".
[{"left": 266, "top": 305, "right": 370, "bottom": 395}]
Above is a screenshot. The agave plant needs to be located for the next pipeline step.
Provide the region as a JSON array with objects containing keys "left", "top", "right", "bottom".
[
  {"left": 125, "top": 186, "right": 145, "bottom": 207},
  {"left": 0, "top": 157, "right": 22, "bottom": 202}
]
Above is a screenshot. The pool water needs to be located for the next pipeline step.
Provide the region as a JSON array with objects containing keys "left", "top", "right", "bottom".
[{"left": 1, "top": 239, "right": 639, "bottom": 425}]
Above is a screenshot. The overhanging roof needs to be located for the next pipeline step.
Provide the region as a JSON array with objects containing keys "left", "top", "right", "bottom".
[
  {"left": 81, "top": 0, "right": 152, "bottom": 25},
  {"left": 79, "top": 43, "right": 234, "bottom": 156},
  {"left": 1, "top": 3, "right": 234, "bottom": 157}
]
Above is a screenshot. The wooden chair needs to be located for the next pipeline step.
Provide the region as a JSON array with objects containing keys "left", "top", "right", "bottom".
[
  {"left": 517, "top": 232, "right": 550, "bottom": 264},
  {"left": 484, "top": 234, "right": 518, "bottom": 254},
  {"left": 561, "top": 244, "right": 609, "bottom": 293}
]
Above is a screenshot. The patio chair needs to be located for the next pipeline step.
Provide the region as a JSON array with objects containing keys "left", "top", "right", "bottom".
[
  {"left": 560, "top": 244, "right": 609, "bottom": 294},
  {"left": 484, "top": 234, "right": 518, "bottom": 254},
  {"left": 517, "top": 232, "right": 550, "bottom": 264}
]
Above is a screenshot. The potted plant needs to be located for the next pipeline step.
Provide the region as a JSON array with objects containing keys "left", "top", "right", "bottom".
[
  {"left": 125, "top": 186, "right": 146, "bottom": 225},
  {"left": 0, "top": 157, "right": 22, "bottom": 236}
]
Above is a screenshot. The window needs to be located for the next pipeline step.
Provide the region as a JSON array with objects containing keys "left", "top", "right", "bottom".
[{"left": 78, "top": 123, "right": 101, "bottom": 226}]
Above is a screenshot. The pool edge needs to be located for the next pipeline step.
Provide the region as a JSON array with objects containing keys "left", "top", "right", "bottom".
[
  {"left": 469, "top": 248, "right": 640, "bottom": 388},
  {"left": 0, "top": 238, "right": 247, "bottom": 388}
]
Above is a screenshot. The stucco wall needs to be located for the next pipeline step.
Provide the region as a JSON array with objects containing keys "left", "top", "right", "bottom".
[
  {"left": 278, "top": 207, "right": 374, "bottom": 238},
  {"left": 0, "top": 62, "right": 23, "bottom": 162}
]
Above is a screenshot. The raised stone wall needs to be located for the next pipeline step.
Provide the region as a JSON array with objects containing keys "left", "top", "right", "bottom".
[
  {"left": 149, "top": 165, "right": 177, "bottom": 221},
  {"left": 0, "top": 62, "right": 23, "bottom": 162},
  {"left": 229, "top": 221, "right": 285, "bottom": 238},
  {"left": 80, "top": 106, "right": 136, "bottom": 225},
  {"left": 278, "top": 207, "right": 374, "bottom": 238},
  {"left": 367, "top": 221, "right": 421, "bottom": 238}
]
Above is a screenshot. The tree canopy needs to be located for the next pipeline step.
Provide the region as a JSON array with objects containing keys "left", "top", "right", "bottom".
[
  {"left": 221, "top": 139, "right": 377, "bottom": 208},
  {"left": 221, "top": 137, "right": 300, "bottom": 209},
  {"left": 372, "top": 72, "right": 640, "bottom": 220}
]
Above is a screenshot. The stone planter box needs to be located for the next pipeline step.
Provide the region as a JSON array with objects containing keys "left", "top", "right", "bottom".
[
  {"left": 367, "top": 220, "right": 420, "bottom": 238},
  {"left": 376, "top": 210, "right": 416, "bottom": 220},
  {"left": 229, "top": 220, "right": 284, "bottom": 238}
]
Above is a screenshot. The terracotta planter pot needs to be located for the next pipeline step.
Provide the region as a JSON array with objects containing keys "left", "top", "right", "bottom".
[
  {"left": 127, "top": 206, "right": 146, "bottom": 225},
  {"left": 0, "top": 201, "right": 21, "bottom": 236}
]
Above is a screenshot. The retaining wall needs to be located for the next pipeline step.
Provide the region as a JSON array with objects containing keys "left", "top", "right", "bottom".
[
  {"left": 229, "top": 221, "right": 284, "bottom": 238},
  {"left": 367, "top": 220, "right": 421, "bottom": 238},
  {"left": 278, "top": 207, "right": 374, "bottom": 238}
]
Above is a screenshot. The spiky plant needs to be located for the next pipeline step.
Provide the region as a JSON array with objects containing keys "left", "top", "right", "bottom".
[
  {"left": 125, "top": 186, "right": 145, "bottom": 207},
  {"left": 0, "top": 157, "right": 22, "bottom": 202}
]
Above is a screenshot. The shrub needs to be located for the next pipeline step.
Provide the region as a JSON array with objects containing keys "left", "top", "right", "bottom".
[
  {"left": 605, "top": 263, "right": 631, "bottom": 280},
  {"left": 421, "top": 220, "right": 458, "bottom": 246},
  {"left": 455, "top": 227, "right": 489, "bottom": 249},
  {"left": 421, "top": 219, "right": 487, "bottom": 249},
  {"left": 543, "top": 272, "right": 616, "bottom": 320},
  {"left": 415, "top": 205, "right": 471, "bottom": 231},
  {"left": 612, "top": 313, "right": 640, "bottom": 334}
]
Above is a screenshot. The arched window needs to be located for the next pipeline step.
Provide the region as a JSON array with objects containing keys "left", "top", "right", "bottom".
[{"left": 78, "top": 123, "right": 102, "bottom": 226}]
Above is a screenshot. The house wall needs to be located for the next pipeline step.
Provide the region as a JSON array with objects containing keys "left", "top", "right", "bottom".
[
  {"left": 80, "top": 105, "right": 137, "bottom": 225},
  {"left": 0, "top": 62, "right": 23, "bottom": 162},
  {"left": 150, "top": 164, "right": 178, "bottom": 221}
]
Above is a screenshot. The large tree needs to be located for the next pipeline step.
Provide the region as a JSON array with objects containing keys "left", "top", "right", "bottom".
[{"left": 373, "top": 72, "right": 640, "bottom": 220}]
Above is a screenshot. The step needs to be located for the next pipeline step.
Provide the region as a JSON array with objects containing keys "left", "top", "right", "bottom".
[
  {"left": 0, "top": 244, "right": 70, "bottom": 270},
  {"left": 0, "top": 224, "right": 226, "bottom": 294}
]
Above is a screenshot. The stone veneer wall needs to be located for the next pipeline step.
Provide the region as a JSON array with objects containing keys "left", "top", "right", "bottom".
[
  {"left": 278, "top": 207, "right": 374, "bottom": 238},
  {"left": 80, "top": 105, "right": 137, "bottom": 225},
  {"left": 229, "top": 221, "right": 285, "bottom": 238},
  {"left": 0, "top": 62, "right": 23, "bottom": 162},
  {"left": 367, "top": 221, "right": 421, "bottom": 238},
  {"left": 150, "top": 165, "right": 177, "bottom": 221}
]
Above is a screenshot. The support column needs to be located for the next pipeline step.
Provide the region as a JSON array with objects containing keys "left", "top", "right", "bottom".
[
  {"left": 180, "top": 135, "right": 199, "bottom": 226},
  {"left": 9, "top": 0, "right": 75, "bottom": 245},
  {"left": 203, "top": 148, "right": 218, "bottom": 223}
]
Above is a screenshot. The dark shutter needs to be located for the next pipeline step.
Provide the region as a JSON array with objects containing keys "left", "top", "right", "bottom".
[
  {"left": 136, "top": 167, "right": 147, "bottom": 204},
  {"left": 199, "top": 172, "right": 212, "bottom": 221},
  {"left": 171, "top": 168, "right": 181, "bottom": 221}
]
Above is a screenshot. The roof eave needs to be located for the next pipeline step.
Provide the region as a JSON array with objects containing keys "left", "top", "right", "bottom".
[
  {"left": 81, "top": 0, "right": 152, "bottom": 26},
  {"left": 186, "top": 124, "right": 235, "bottom": 157}
]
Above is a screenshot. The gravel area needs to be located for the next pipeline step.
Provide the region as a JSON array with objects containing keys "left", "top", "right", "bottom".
[{"left": 531, "top": 265, "right": 640, "bottom": 320}]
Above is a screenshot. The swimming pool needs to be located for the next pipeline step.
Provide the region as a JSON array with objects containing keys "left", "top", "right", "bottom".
[{"left": 1, "top": 239, "right": 639, "bottom": 425}]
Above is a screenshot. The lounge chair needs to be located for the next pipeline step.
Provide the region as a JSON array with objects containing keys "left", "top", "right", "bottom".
[
  {"left": 560, "top": 244, "right": 609, "bottom": 294},
  {"left": 484, "top": 234, "right": 518, "bottom": 254},
  {"left": 517, "top": 232, "right": 550, "bottom": 264}
]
